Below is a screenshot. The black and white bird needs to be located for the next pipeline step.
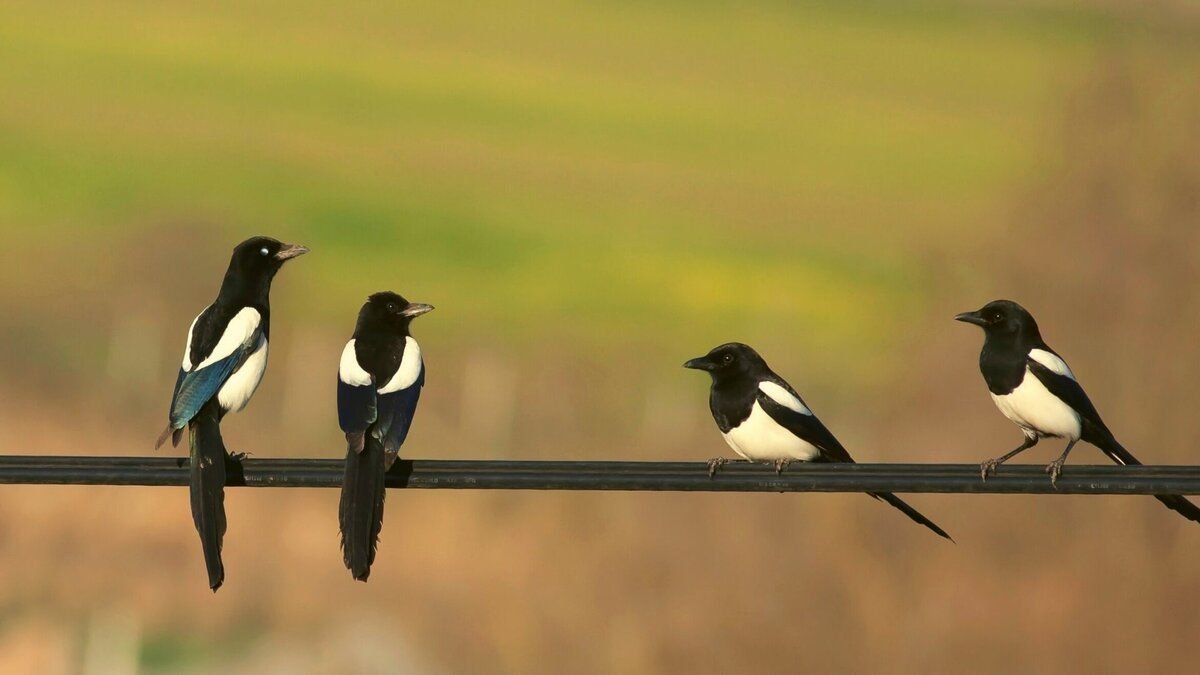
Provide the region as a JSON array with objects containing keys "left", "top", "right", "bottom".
[
  {"left": 156, "top": 236, "right": 309, "bottom": 590},
  {"left": 685, "top": 342, "right": 951, "bottom": 540},
  {"left": 956, "top": 299, "right": 1200, "bottom": 523},
  {"left": 337, "top": 291, "right": 433, "bottom": 582}
]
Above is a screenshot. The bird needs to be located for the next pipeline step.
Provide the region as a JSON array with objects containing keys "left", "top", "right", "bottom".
[
  {"left": 155, "top": 236, "right": 309, "bottom": 590},
  {"left": 337, "top": 291, "right": 433, "bottom": 581},
  {"left": 684, "top": 342, "right": 951, "bottom": 540},
  {"left": 956, "top": 299, "right": 1200, "bottom": 523}
]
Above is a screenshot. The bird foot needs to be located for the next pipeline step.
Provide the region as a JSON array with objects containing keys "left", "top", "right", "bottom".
[
  {"left": 980, "top": 458, "right": 1002, "bottom": 481},
  {"left": 706, "top": 457, "right": 730, "bottom": 478},
  {"left": 773, "top": 459, "right": 791, "bottom": 474},
  {"left": 227, "top": 451, "right": 248, "bottom": 463},
  {"left": 1045, "top": 459, "right": 1065, "bottom": 486}
]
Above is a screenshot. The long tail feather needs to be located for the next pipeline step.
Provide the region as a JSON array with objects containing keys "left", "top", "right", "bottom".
[
  {"left": 189, "top": 400, "right": 228, "bottom": 591},
  {"left": 870, "top": 492, "right": 954, "bottom": 541},
  {"left": 1090, "top": 431, "right": 1200, "bottom": 524},
  {"left": 339, "top": 433, "right": 387, "bottom": 581}
]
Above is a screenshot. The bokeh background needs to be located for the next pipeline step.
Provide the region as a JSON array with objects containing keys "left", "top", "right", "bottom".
[{"left": 1, "top": 1, "right": 1198, "bottom": 672}]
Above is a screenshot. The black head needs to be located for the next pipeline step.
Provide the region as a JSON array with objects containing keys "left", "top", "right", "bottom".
[
  {"left": 356, "top": 291, "right": 434, "bottom": 336},
  {"left": 229, "top": 236, "right": 309, "bottom": 279},
  {"left": 955, "top": 299, "right": 1041, "bottom": 341},
  {"left": 219, "top": 236, "right": 308, "bottom": 304},
  {"left": 683, "top": 342, "right": 769, "bottom": 385}
]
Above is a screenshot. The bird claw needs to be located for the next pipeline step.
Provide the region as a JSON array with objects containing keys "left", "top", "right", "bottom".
[
  {"left": 227, "top": 451, "right": 248, "bottom": 463},
  {"left": 1045, "top": 460, "right": 1065, "bottom": 486},
  {"left": 706, "top": 457, "right": 728, "bottom": 478},
  {"left": 773, "top": 459, "right": 791, "bottom": 474},
  {"left": 980, "top": 459, "right": 1001, "bottom": 481}
]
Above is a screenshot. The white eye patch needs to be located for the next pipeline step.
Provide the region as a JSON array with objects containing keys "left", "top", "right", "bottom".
[{"left": 260, "top": 247, "right": 269, "bottom": 256}]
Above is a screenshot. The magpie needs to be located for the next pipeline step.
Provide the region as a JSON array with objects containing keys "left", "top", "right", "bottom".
[
  {"left": 337, "top": 291, "right": 433, "bottom": 581},
  {"left": 685, "top": 342, "right": 951, "bottom": 540},
  {"left": 956, "top": 299, "right": 1200, "bottom": 523},
  {"left": 155, "top": 236, "right": 309, "bottom": 590}
]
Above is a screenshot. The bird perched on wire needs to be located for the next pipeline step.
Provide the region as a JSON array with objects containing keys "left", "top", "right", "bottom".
[
  {"left": 156, "top": 236, "right": 309, "bottom": 590},
  {"left": 956, "top": 299, "right": 1200, "bottom": 523},
  {"left": 685, "top": 342, "right": 951, "bottom": 540},
  {"left": 337, "top": 291, "right": 433, "bottom": 581}
]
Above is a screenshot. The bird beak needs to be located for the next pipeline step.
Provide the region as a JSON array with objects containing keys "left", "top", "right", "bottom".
[
  {"left": 401, "top": 302, "right": 434, "bottom": 318},
  {"left": 274, "top": 243, "right": 310, "bottom": 261},
  {"left": 954, "top": 310, "right": 988, "bottom": 327},
  {"left": 683, "top": 356, "right": 715, "bottom": 371}
]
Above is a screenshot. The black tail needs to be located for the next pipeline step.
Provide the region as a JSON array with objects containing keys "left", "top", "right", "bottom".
[
  {"left": 189, "top": 400, "right": 228, "bottom": 591},
  {"left": 339, "top": 433, "right": 387, "bottom": 581},
  {"left": 1088, "top": 429, "right": 1200, "bottom": 524},
  {"left": 870, "top": 492, "right": 953, "bottom": 541}
]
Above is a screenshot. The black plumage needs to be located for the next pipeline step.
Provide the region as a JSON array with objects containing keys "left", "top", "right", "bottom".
[
  {"left": 156, "top": 236, "right": 308, "bottom": 590},
  {"left": 957, "top": 299, "right": 1200, "bottom": 524},
  {"left": 685, "top": 342, "right": 951, "bottom": 540},
  {"left": 337, "top": 291, "right": 433, "bottom": 581}
]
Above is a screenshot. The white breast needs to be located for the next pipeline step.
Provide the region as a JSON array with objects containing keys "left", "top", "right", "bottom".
[
  {"left": 990, "top": 367, "right": 1081, "bottom": 440},
  {"left": 217, "top": 335, "right": 269, "bottom": 413},
  {"left": 722, "top": 401, "right": 821, "bottom": 462},
  {"left": 377, "top": 337, "right": 422, "bottom": 394}
]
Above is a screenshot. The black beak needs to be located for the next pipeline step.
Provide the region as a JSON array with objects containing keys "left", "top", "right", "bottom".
[
  {"left": 401, "top": 302, "right": 434, "bottom": 318},
  {"left": 683, "top": 356, "right": 715, "bottom": 371},
  {"left": 274, "top": 243, "right": 310, "bottom": 261},
  {"left": 954, "top": 310, "right": 988, "bottom": 327}
]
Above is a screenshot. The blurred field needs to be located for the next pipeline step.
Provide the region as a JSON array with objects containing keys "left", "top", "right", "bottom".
[{"left": 0, "top": 0, "right": 1198, "bottom": 673}]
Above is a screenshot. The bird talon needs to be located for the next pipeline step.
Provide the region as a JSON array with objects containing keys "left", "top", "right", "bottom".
[
  {"left": 1046, "top": 461, "right": 1064, "bottom": 486},
  {"left": 706, "top": 457, "right": 728, "bottom": 478},
  {"left": 980, "top": 460, "right": 999, "bottom": 481},
  {"left": 773, "top": 459, "right": 791, "bottom": 474}
]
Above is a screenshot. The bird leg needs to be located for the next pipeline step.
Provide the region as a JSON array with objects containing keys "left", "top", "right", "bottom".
[
  {"left": 980, "top": 435, "right": 1039, "bottom": 480},
  {"left": 1045, "top": 439, "right": 1079, "bottom": 486},
  {"left": 772, "top": 458, "right": 792, "bottom": 474}
]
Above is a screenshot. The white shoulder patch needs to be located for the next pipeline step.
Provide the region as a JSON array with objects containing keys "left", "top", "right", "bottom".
[
  {"left": 758, "top": 380, "right": 811, "bottom": 415},
  {"left": 193, "top": 307, "right": 262, "bottom": 371},
  {"left": 181, "top": 306, "right": 210, "bottom": 371},
  {"left": 1029, "top": 348, "right": 1075, "bottom": 381},
  {"left": 338, "top": 339, "right": 373, "bottom": 386},
  {"left": 378, "top": 337, "right": 422, "bottom": 394}
]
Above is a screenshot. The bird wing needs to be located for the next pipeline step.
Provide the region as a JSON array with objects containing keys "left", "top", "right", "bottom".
[
  {"left": 337, "top": 340, "right": 378, "bottom": 454},
  {"left": 168, "top": 322, "right": 263, "bottom": 429},
  {"left": 1025, "top": 352, "right": 1111, "bottom": 435},
  {"left": 374, "top": 364, "right": 425, "bottom": 467},
  {"left": 755, "top": 383, "right": 855, "bottom": 463}
]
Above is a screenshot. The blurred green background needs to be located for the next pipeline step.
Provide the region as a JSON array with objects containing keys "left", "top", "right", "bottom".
[{"left": 1, "top": 1, "right": 1198, "bottom": 673}]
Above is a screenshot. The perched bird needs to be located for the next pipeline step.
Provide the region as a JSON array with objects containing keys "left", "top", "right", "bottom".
[
  {"left": 337, "top": 291, "right": 433, "bottom": 581},
  {"left": 956, "top": 299, "right": 1200, "bottom": 523},
  {"left": 156, "top": 236, "right": 309, "bottom": 590},
  {"left": 685, "top": 342, "right": 951, "bottom": 540}
]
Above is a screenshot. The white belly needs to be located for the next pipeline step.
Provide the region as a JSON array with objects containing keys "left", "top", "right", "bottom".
[
  {"left": 990, "top": 367, "right": 1081, "bottom": 440},
  {"left": 218, "top": 336, "right": 268, "bottom": 413},
  {"left": 722, "top": 402, "right": 821, "bottom": 462}
]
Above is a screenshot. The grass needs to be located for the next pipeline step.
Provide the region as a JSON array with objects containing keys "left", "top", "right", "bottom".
[{"left": 0, "top": 0, "right": 1110, "bottom": 371}]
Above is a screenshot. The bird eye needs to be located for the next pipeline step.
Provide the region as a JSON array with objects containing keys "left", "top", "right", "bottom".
[
  {"left": 989, "top": 311, "right": 1002, "bottom": 322},
  {"left": 386, "top": 303, "right": 397, "bottom": 312},
  {"left": 260, "top": 247, "right": 269, "bottom": 256},
  {"left": 722, "top": 353, "right": 734, "bottom": 364}
]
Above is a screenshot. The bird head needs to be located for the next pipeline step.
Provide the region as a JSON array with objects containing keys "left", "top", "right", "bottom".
[
  {"left": 955, "top": 299, "right": 1040, "bottom": 340},
  {"left": 230, "top": 236, "right": 309, "bottom": 278},
  {"left": 684, "top": 342, "right": 767, "bottom": 384},
  {"left": 358, "top": 291, "right": 434, "bottom": 334}
]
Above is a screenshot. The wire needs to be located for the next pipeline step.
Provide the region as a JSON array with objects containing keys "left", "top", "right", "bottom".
[{"left": 1, "top": 456, "right": 1198, "bottom": 494}]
